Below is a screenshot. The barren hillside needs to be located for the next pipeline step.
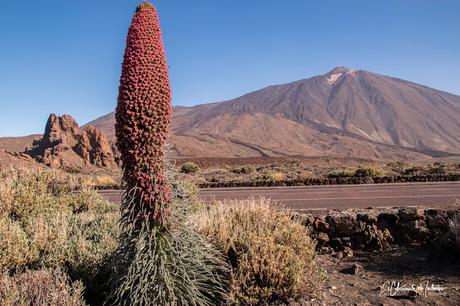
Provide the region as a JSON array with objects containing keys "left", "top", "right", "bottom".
[{"left": 87, "top": 67, "right": 460, "bottom": 160}]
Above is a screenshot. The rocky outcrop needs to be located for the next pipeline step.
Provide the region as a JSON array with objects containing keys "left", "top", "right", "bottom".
[
  {"left": 28, "top": 114, "right": 117, "bottom": 169},
  {"left": 295, "top": 206, "right": 460, "bottom": 257},
  {"left": 42, "top": 114, "right": 80, "bottom": 148},
  {"left": 28, "top": 114, "right": 81, "bottom": 168},
  {"left": 74, "top": 126, "right": 116, "bottom": 167}
]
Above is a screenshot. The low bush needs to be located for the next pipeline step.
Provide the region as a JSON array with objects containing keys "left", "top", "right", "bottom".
[
  {"left": 402, "top": 166, "right": 426, "bottom": 176},
  {"left": 267, "top": 171, "right": 285, "bottom": 181},
  {"left": 297, "top": 170, "right": 316, "bottom": 179},
  {"left": 180, "top": 161, "right": 200, "bottom": 174},
  {"left": 232, "top": 165, "right": 256, "bottom": 175},
  {"left": 0, "top": 269, "right": 86, "bottom": 306},
  {"left": 429, "top": 166, "right": 448, "bottom": 175},
  {"left": 328, "top": 166, "right": 383, "bottom": 178},
  {"left": 327, "top": 169, "right": 355, "bottom": 178},
  {"left": 204, "top": 168, "right": 234, "bottom": 183},
  {"left": 354, "top": 166, "right": 383, "bottom": 177},
  {"left": 0, "top": 167, "right": 119, "bottom": 304},
  {"left": 83, "top": 175, "right": 119, "bottom": 189},
  {"left": 0, "top": 167, "right": 81, "bottom": 219},
  {"left": 257, "top": 171, "right": 286, "bottom": 181},
  {"left": 0, "top": 168, "right": 119, "bottom": 273},
  {"left": 191, "top": 198, "right": 321, "bottom": 305},
  {"left": 387, "top": 161, "right": 405, "bottom": 172}
]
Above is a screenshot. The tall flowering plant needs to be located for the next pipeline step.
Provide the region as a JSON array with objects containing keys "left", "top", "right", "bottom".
[
  {"left": 115, "top": 2, "right": 172, "bottom": 227},
  {"left": 109, "top": 3, "right": 230, "bottom": 305}
]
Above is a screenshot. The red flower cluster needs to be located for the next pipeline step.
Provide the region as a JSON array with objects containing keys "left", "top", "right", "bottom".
[{"left": 115, "top": 2, "right": 172, "bottom": 224}]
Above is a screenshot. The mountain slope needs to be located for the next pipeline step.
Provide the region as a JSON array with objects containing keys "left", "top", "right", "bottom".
[
  {"left": 87, "top": 67, "right": 460, "bottom": 160},
  {"left": 0, "top": 135, "right": 41, "bottom": 152}
]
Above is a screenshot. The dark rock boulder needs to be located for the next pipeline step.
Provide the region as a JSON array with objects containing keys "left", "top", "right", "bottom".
[
  {"left": 403, "top": 219, "right": 431, "bottom": 242},
  {"left": 340, "top": 263, "right": 364, "bottom": 275},
  {"left": 398, "top": 207, "right": 425, "bottom": 222},
  {"left": 327, "top": 214, "right": 356, "bottom": 237},
  {"left": 357, "top": 212, "right": 378, "bottom": 224},
  {"left": 425, "top": 209, "right": 450, "bottom": 229},
  {"left": 314, "top": 217, "right": 330, "bottom": 233},
  {"left": 377, "top": 213, "right": 400, "bottom": 236}
]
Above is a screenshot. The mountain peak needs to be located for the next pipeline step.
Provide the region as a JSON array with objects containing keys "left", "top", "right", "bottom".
[
  {"left": 327, "top": 66, "right": 351, "bottom": 75},
  {"left": 88, "top": 67, "right": 460, "bottom": 160},
  {"left": 324, "top": 67, "right": 352, "bottom": 85}
]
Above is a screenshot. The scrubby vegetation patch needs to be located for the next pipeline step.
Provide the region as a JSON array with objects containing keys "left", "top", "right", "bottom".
[
  {"left": 191, "top": 198, "right": 322, "bottom": 305},
  {"left": 0, "top": 167, "right": 119, "bottom": 305}
]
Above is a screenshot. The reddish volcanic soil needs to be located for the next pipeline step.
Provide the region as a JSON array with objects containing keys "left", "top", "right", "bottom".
[{"left": 316, "top": 247, "right": 460, "bottom": 305}]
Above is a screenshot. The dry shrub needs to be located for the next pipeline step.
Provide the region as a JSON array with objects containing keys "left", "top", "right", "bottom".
[
  {"left": 178, "top": 180, "right": 199, "bottom": 198},
  {"left": 0, "top": 269, "right": 85, "bottom": 306},
  {"left": 354, "top": 165, "right": 383, "bottom": 177},
  {"left": 297, "top": 170, "right": 316, "bottom": 179},
  {"left": 0, "top": 218, "right": 30, "bottom": 271},
  {"left": 23, "top": 212, "right": 71, "bottom": 268},
  {"left": 63, "top": 190, "right": 116, "bottom": 214},
  {"left": 258, "top": 171, "right": 285, "bottom": 181},
  {"left": 191, "top": 198, "right": 321, "bottom": 305},
  {"left": 402, "top": 166, "right": 426, "bottom": 176},
  {"left": 232, "top": 165, "right": 256, "bottom": 175},
  {"left": 180, "top": 161, "right": 200, "bottom": 174},
  {"left": 204, "top": 168, "right": 237, "bottom": 183},
  {"left": 0, "top": 168, "right": 119, "bottom": 273},
  {"left": 268, "top": 171, "right": 285, "bottom": 181},
  {"left": 0, "top": 167, "right": 82, "bottom": 220},
  {"left": 176, "top": 180, "right": 201, "bottom": 210},
  {"left": 67, "top": 209, "right": 119, "bottom": 276},
  {"left": 0, "top": 167, "right": 119, "bottom": 304},
  {"left": 328, "top": 166, "right": 383, "bottom": 178},
  {"left": 327, "top": 169, "right": 355, "bottom": 178},
  {"left": 83, "top": 176, "right": 119, "bottom": 189}
]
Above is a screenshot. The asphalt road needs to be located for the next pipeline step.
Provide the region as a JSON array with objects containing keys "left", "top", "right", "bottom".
[{"left": 98, "top": 182, "right": 460, "bottom": 211}]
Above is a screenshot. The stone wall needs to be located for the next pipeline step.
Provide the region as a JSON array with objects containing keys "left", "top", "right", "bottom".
[
  {"left": 198, "top": 174, "right": 460, "bottom": 188},
  {"left": 294, "top": 206, "right": 460, "bottom": 258}
]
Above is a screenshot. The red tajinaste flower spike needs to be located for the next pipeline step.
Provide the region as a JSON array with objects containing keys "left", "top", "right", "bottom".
[{"left": 115, "top": 2, "right": 172, "bottom": 225}]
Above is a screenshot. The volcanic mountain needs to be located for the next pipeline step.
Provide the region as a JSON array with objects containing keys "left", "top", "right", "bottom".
[{"left": 86, "top": 67, "right": 460, "bottom": 160}]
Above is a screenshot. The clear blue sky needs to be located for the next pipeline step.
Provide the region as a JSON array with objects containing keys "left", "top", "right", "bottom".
[{"left": 0, "top": 0, "right": 459, "bottom": 136}]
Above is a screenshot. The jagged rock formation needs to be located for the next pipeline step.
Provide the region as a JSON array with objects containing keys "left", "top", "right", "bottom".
[
  {"left": 74, "top": 126, "right": 116, "bottom": 167},
  {"left": 28, "top": 114, "right": 117, "bottom": 168},
  {"left": 43, "top": 114, "right": 80, "bottom": 148}
]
